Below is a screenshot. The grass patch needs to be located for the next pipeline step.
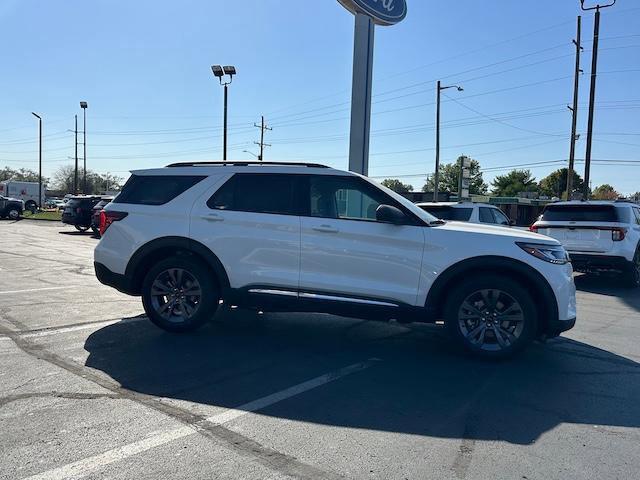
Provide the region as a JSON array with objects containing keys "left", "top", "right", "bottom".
[{"left": 22, "top": 210, "right": 62, "bottom": 221}]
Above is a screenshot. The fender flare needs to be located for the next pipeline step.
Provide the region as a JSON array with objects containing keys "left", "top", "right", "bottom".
[
  {"left": 425, "top": 255, "right": 559, "bottom": 329},
  {"left": 125, "top": 236, "right": 230, "bottom": 294}
]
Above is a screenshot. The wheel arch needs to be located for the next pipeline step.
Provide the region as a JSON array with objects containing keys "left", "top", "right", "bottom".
[
  {"left": 125, "top": 236, "right": 230, "bottom": 295},
  {"left": 425, "top": 256, "right": 559, "bottom": 334}
]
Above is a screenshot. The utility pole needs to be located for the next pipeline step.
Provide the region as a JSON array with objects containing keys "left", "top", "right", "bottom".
[
  {"left": 253, "top": 116, "right": 272, "bottom": 161},
  {"left": 566, "top": 16, "right": 583, "bottom": 200},
  {"left": 581, "top": 0, "right": 616, "bottom": 200},
  {"left": 434, "top": 81, "right": 463, "bottom": 202},
  {"left": 74, "top": 115, "right": 79, "bottom": 194},
  {"left": 80, "top": 102, "right": 88, "bottom": 194},
  {"left": 434, "top": 81, "right": 441, "bottom": 202},
  {"left": 31, "top": 112, "right": 42, "bottom": 209}
]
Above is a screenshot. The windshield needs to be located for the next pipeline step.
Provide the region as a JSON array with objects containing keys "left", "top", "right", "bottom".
[{"left": 364, "top": 177, "right": 439, "bottom": 224}]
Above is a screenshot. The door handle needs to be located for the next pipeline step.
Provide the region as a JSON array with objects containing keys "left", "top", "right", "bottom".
[
  {"left": 312, "top": 224, "right": 339, "bottom": 233},
  {"left": 202, "top": 213, "right": 224, "bottom": 222}
]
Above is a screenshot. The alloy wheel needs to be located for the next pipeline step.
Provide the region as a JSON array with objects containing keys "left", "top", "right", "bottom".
[
  {"left": 457, "top": 289, "right": 525, "bottom": 352},
  {"left": 149, "top": 268, "right": 202, "bottom": 324}
]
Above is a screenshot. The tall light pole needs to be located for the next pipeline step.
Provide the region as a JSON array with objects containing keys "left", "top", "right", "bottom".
[
  {"left": 211, "top": 65, "right": 236, "bottom": 160},
  {"left": 31, "top": 112, "right": 42, "bottom": 209},
  {"left": 581, "top": 0, "right": 616, "bottom": 200},
  {"left": 434, "top": 81, "right": 463, "bottom": 202},
  {"left": 80, "top": 102, "right": 88, "bottom": 193}
]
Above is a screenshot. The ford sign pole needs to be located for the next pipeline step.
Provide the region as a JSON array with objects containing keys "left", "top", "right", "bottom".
[{"left": 338, "top": 0, "right": 407, "bottom": 176}]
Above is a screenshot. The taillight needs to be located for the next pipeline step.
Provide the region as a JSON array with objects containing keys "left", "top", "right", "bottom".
[
  {"left": 99, "top": 210, "right": 128, "bottom": 236},
  {"left": 529, "top": 225, "right": 538, "bottom": 233},
  {"left": 611, "top": 227, "right": 626, "bottom": 241}
]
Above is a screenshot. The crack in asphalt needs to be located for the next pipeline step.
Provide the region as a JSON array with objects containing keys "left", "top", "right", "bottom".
[{"left": 0, "top": 392, "right": 121, "bottom": 408}]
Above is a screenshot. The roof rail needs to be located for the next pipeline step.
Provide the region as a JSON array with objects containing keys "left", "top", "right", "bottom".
[{"left": 165, "top": 161, "right": 330, "bottom": 169}]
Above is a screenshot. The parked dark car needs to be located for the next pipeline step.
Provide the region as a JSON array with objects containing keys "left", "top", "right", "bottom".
[
  {"left": 0, "top": 195, "right": 24, "bottom": 220},
  {"left": 61, "top": 196, "right": 103, "bottom": 232},
  {"left": 90, "top": 197, "right": 114, "bottom": 236}
]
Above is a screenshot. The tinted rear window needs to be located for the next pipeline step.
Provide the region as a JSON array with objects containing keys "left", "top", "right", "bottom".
[
  {"left": 114, "top": 175, "right": 205, "bottom": 206},
  {"left": 541, "top": 205, "right": 621, "bottom": 222},
  {"left": 420, "top": 206, "right": 472, "bottom": 221}
]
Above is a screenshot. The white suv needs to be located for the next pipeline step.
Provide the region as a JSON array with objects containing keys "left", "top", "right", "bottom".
[
  {"left": 417, "top": 202, "right": 514, "bottom": 226},
  {"left": 531, "top": 201, "right": 640, "bottom": 287},
  {"left": 94, "top": 162, "right": 576, "bottom": 358}
]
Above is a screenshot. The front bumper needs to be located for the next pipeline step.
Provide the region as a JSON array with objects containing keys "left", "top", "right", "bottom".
[{"left": 546, "top": 316, "right": 576, "bottom": 338}]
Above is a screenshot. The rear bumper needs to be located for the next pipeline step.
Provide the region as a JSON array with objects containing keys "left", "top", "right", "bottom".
[
  {"left": 569, "top": 253, "right": 630, "bottom": 273},
  {"left": 94, "top": 262, "right": 137, "bottom": 296}
]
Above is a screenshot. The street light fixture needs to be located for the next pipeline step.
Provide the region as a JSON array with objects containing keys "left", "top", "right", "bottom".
[
  {"left": 211, "top": 64, "right": 236, "bottom": 160},
  {"left": 243, "top": 150, "right": 260, "bottom": 160},
  {"left": 31, "top": 112, "right": 42, "bottom": 209},
  {"left": 433, "top": 81, "right": 463, "bottom": 202},
  {"left": 80, "top": 102, "right": 88, "bottom": 193}
]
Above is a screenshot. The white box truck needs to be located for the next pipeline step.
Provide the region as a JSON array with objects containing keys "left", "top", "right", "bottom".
[{"left": 0, "top": 181, "right": 46, "bottom": 211}]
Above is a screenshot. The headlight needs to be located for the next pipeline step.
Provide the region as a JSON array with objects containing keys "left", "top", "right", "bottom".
[{"left": 516, "top": 242, "right": 570, "bottom": 265}]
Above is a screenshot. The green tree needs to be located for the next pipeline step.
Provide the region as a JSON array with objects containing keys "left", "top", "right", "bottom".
[
  {"left": 538, "top": 168, "right": 585, "bottom": 199},
  {"left": 52, "top": 165, "right": 123, "bottom": 194},
  {"left": 422, "top": 156, "right": 488, "bottom": 195},
  {"left": 380, "top": 178, "right": 413, "bottom": 193},
  {"left": 0, "top": 167, "right": 44, "bottom": 183},
  {"left": 491, "top": 169, "right": 538, "bottom": 197},
  {"left": 592, "top": 184, "right": 619, "bottom": 200}
]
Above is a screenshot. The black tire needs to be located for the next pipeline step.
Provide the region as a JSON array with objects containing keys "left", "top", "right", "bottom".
[
  {"left": 444, "top": 275, "right": 538, "bottom": 359},
  {"left": 622, "top": 249, "right": 640, "bottom": 289},
  {"left": 7, "top": 208, "right": 20, "bottom": 220},
  {"left": 74, "top": 225, "right": 90, "bottom": 232},
  {"left": 91, "top": 226, "right": 100, "bottom": 236},
  {"left": 141, "top": 256, "right": 219, "bottom": 333}
]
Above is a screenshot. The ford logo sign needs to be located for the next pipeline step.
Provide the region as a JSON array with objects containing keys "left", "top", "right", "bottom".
[{"left": 338, "top": 0, "right": 407, "bottom": 26}]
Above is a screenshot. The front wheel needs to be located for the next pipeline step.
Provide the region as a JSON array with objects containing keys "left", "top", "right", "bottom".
[
  {"left": 141, "top": 256, "right": 220, "bottom": 333},
  {"left": 445, "top": 275, "right": 538, "bottom": 359},
  {"left": 7, "top": 208, "right": 20, "bottom": 220}
]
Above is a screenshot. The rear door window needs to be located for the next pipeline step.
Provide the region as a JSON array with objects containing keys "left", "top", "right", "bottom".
[
  {"left": 114, "top": 175, "right": 206, "bottom": 206},
  {"left": 207, "top": 174, "right": 298, "bottom": 215},
  {"left": 479, "top": 207, "right": 495, "bottom": 223},
  {"left": 541, "top": 205, "right": 619, "bottom": 222}
]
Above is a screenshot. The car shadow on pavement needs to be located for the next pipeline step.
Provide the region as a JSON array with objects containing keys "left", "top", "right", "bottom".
[
  {"left": 84, "top": 312, "right": 640, "bottom": 446},
  {"left": 574, "top": 274, "right": 640, "bottom": 312}
]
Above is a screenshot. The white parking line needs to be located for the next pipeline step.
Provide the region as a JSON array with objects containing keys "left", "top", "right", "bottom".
[
  {"left": 21, "top": 317, "right": 146, "bottom": 339},
  {"left": 0, "top": 286, "right": 73, "bottom": 295},
  {"left": 22, "top": 358, "right": 380, "bottom": 480}
]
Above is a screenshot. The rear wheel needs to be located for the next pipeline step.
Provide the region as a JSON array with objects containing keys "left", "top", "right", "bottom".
[
  {"left": 74, "top": 225, "right": 90, "bottom": 232},
  {"left": 445, "top": 275, "right": 537, "bottom": 359},
  {"left": 141, "top": 256, "right": 219, "bottom": 333},
  {"left": 623, "top": 249, "right": 640, "bottom": 288}
]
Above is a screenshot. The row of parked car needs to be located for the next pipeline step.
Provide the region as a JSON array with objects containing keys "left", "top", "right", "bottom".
[{"left": 61, "top": 195, "right": 113, "bottom": 235}]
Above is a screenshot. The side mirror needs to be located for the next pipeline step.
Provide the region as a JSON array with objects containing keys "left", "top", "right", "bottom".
[
  {"left": 376, "top": 204, "right": 406, "bottom": 224},
  {"left": 509, "top": 219, "right": 516, "bottom": 226}
]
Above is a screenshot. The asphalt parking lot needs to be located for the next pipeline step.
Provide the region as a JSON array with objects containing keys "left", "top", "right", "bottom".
[{"left": 1, "top": 219, "right": 639, "bottom": 480}]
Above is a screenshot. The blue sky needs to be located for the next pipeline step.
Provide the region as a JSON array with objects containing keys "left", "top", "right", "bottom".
[{"left": 1, "top": 0, "right": 638, "bottom": 193}]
